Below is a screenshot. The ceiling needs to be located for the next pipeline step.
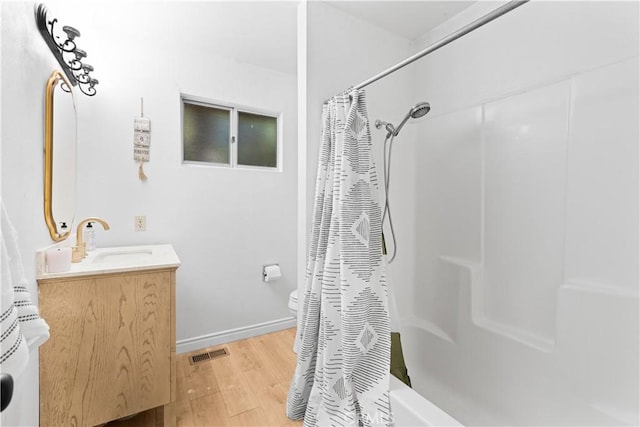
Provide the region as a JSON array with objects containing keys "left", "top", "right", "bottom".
[
  {"left": 117, "top": 1, "right": 477, "bottom": 75},
  {"left": 55, "top": 1, "right": 477, "bottom": 76},
  {"left": 324, "top": 1, "right": 476, "bottom": 41}
]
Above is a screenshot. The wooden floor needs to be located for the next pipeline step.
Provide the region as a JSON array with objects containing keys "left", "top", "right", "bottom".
[{"left": 108, "top": 328, "right": 303, "bottom": 427}]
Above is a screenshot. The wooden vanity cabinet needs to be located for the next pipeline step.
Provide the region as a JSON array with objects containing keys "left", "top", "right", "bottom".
[{"left": 38, "top": 268, "right": 177, "bottom": 427}]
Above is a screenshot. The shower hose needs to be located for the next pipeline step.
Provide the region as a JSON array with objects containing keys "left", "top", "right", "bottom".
[{"left": 383, "top": 133, "right": 397, "bottom": 264}]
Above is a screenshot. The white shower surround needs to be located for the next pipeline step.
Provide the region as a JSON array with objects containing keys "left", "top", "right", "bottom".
[
  {"left": 386, "top": 2, "right": 638, "bottom": 425},
  {"left": 307, "top": 1, "right": 636, "bottom": 425}
]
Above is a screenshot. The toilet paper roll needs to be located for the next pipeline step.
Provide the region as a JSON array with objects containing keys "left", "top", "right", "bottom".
[
  {"left": 46, "top": 247, "right": 72, "bottom": 273},
  {"left": 263, "top": 264, "right": 282, "bottom": 282}
]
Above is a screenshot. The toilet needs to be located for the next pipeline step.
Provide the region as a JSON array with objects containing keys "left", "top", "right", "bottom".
[
  {"left": 288, "top": 289, "right": 298, "bottom": 317},
  {"left": 288, "top": 290, "right": 299, "bottom": 353}
]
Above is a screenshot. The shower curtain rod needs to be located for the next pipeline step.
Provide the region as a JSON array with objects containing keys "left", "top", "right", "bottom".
[{"left": 325, "top": 0, "right": 528, "bottom": 103}]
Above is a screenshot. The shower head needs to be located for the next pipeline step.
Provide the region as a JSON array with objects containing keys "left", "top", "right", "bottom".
[
  {"left": 394, "top": 101, "right": 431, "bottom": 136},
  {"left": 410, "top": 102, "right": 431, "bottom": 119},
  {"left": 375, "top": 102, "right": 431, "bottom": 138}
]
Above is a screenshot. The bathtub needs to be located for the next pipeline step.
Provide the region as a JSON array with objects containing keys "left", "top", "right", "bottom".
[
  {"left": 390, "top": 375, "right": 462, "bottom": 426},
  {"left": 399, "top": 311, "right": 639, "bottom": 426}
]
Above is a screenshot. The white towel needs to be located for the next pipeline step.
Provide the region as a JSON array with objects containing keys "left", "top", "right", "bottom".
[{"left": 1, "top": 203, "right": 50, "bottom": 377}]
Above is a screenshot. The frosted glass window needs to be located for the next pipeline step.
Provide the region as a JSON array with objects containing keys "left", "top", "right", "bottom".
[
  {"left": 183, "top": 102, "right": 230, "bottom": 164},
  {"left": 181, "top": 94, "right": 280, "bottom": 170},
  {"left": 238, "top": 112, "right": 278, "bottom": 168}
]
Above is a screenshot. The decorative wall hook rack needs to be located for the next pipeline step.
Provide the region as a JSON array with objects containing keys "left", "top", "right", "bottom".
[{"left": 35, "top": 3, "right": 98, "bottom": 96}]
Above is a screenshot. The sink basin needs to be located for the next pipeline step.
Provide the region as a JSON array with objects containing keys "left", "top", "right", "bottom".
[
  {"left": 37, "top": 244, "right": 181, "bottom": 279},
  {"left": 91, "top": 248, "right": 154, "bottom": 266}
]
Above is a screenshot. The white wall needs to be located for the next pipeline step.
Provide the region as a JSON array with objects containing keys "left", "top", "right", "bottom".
[
  {"left": 2, "top": 2, "right": 296, "bottom": 424},
  {"left": 1, "top": 3, "right": 63, "bottom": 425},
  {"left": 399, "top": 1, "right": 638, "bottom": 425},
  {"left": 50, "top": 1, "right": 299, "bottom": 350}
]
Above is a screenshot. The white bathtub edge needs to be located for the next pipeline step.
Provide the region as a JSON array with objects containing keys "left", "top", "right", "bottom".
[{"left": 390, "top": 375, "right": 463, "bottom": 426}]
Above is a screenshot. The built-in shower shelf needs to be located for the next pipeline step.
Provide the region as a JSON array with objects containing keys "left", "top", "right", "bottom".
[
  {"left": 412, "top": 255, "right": 638, "bottom": 355},
  {"left": 416, "top": 256, "right": 556, "bottom": 353}
]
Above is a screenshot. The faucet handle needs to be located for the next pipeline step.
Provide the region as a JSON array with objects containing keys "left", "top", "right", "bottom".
[{"left": 71, "top": 242, "right": 86, "bottom": 263}]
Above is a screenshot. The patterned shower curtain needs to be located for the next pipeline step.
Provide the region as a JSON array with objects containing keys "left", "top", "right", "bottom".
[{"left": 287, "top": 90, "right": 391, "bottom": 426}]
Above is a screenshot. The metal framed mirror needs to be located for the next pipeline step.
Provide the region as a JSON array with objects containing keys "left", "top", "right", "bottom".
[{"left": 44, "top": 70, "right": 77, "bottom": 241}]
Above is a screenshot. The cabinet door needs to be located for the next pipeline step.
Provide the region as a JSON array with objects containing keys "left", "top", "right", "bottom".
[{"left": 39, "top": 271, "right": 172, "bottom": 426}]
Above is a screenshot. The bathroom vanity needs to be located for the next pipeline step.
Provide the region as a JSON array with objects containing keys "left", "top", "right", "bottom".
[{"left": 37, "top": 245, "right": 180, "bottom": 427}]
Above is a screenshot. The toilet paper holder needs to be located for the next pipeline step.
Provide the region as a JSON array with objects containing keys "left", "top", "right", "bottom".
[{"left": 263, "top": 264, "right": 282, "bottom": 282}]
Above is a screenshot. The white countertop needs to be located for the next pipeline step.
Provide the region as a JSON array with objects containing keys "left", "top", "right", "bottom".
[{"left": 37, "top": 244, "right": 181, "bottom": 280}]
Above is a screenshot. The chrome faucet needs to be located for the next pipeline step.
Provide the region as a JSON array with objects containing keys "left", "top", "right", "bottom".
[{"left": 72, "top": 217, "right": 110, "bottom": 263}]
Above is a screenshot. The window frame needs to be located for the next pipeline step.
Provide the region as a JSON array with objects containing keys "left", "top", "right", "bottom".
[{"left": 180, "top": 93, "right": 282, "bottom": 171}]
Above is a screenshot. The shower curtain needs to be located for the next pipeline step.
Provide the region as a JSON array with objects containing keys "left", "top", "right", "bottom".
[{"left": 287, "top": 90, "right": 391, "bottom": 426}]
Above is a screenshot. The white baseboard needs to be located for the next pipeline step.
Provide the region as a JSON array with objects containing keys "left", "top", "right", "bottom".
[{"left": 176, "top": 316, "right": 297, "bottom": 354}]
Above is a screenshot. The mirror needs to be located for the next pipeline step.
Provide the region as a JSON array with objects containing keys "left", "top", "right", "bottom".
[{"left": 44, "top": 70, "right": 77, "bottom": 241}]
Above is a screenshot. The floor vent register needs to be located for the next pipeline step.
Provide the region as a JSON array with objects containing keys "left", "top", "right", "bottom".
[{"left": 188, "top": 348, "right": 229, "bottom": 365}]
